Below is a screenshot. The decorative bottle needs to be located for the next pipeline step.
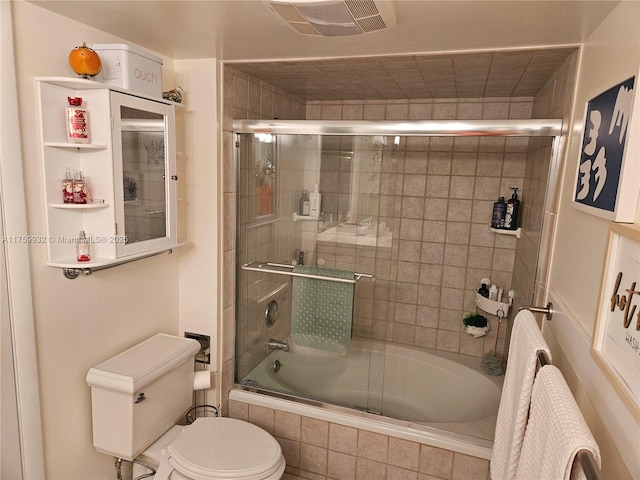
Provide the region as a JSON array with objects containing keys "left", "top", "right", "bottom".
[
  {"left": 62, "top": 168, "right": 74, "bottom": 203},
  {"left": 66, "top": 97, "right": 89, "bottom": 143},
  {"left": 504, "top": 187, "right": 521, "bottom": 230},
  {"left": 77, "top": 230, "right": 90, "bottom": 262},
  {"left": 73, "top": 171, "right": 88, "bottom": 204}
]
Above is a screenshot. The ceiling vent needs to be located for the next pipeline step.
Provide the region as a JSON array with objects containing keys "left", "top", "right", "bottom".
[{"left": 267, "top": 0, "right": 396, "bottom": 37}]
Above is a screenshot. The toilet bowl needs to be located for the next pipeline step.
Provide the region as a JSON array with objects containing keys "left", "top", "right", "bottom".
[{"left": 134, "top": 417, "right": 285, "bottom": 480}]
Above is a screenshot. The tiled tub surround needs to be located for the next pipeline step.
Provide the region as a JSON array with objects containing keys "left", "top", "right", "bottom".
[
  {"left": 229, "top": 390, "right": 491, "bottom": 480},
  {"left": 222, "top": 52, "right": 577, "bottom": 480}
]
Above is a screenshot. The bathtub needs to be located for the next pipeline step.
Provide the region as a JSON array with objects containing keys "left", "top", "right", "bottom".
[{"left": 234, "top": 337, "right": 503, "bottom": 458}]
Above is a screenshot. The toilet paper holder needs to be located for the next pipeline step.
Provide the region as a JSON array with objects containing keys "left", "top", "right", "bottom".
[{"left": 185, "top": 332, "right": 210, "bottom": 364}]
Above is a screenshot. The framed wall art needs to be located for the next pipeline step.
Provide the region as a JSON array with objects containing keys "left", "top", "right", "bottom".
[
  {"left": 591, "top": 223, "right": 640, "bottom": 420},
  {"left": 573, "top": 75, "right": 639, "bottom": 222}
]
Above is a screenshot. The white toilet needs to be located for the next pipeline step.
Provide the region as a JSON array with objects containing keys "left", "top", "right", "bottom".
[{"left": 86, "top": 333, "right": 285, "bottom": 480}]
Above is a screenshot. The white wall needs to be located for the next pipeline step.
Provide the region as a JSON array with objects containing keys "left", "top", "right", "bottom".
[
  {"left": 11, "top": 2, "right": 187, "bottom": 478},
  {"left": 546, "top": 2, "right": 640, "bottom": 478},
  {"left": 175, "top": 58, "right": 221, "bottom": 405}
]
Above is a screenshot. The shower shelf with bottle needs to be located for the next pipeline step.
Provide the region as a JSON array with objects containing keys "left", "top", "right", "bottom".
[
  {"left": 475, "top": 293, "right": 512, "bottom": 317},
  {"left": 292, "top": 212, "right": 319, "bottom": 222}
]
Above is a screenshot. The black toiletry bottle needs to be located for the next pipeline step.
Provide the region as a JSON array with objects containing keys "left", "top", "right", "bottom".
[
  {"left": 504, "top": 187, "right": 520, "bottom": 230},
  {"left": 491, "top": 196, "right": 507, "bottom": 229},
  {"left": 478, "top": 283, "right": 490, "bottom": 298}
]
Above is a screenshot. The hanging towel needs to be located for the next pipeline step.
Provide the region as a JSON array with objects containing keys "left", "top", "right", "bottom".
[
  {"left": 291, "top": 265, "right": 355, "bottom": 354},
  {"left": 490, "top": 309, "right": 551, "bottom": 480},
  {"left": 515, "top": 365, "right": 600, "bottom": 480}
]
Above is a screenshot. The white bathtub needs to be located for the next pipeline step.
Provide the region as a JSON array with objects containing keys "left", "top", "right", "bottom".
[{"left": 236, "top": 337, "right": 503, "bottom": 457}]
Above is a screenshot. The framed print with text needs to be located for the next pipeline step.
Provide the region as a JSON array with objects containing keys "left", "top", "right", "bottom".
[{"left": 573, "top": 75, "right": 638, "bottom": 222}]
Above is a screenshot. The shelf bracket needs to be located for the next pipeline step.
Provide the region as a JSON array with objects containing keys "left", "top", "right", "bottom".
[{"left": 61, "top": 248, "right": 173, "bottom": 279}]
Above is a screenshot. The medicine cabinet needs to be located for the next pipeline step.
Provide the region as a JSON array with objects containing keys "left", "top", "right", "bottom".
[{"left": 36, "top": 77, "right": 178, "bottom": 276}]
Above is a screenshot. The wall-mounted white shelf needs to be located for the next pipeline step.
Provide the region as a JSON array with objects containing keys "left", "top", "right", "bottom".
[
  {"left": 45, "top": 142, "right": 108, "bottom": 150},
  {"left": 49, "top": 203, "right": 110, "bottom": 209},
  {"left": 293, "top": 212, "right": 319, "bottom": 222},
  {"left": 488, "top": 226, "right": 522, "bottom": 238},
  {"left": 475, "top": 292, "right": 511, "bottom": 317}
]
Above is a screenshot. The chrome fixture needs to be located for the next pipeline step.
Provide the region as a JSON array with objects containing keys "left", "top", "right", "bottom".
[
  {"left": 519, "top": 302, "right": 554, "bottom": 321},
  {"left": 272, "top": 359, "right": 282, "bottom": 373},
  {"left": 267, "top": 339, "right": 289, "bottom": 352}
]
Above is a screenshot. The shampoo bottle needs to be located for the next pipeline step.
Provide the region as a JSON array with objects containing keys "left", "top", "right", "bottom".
[
  {"left": 504, "top": 187, "right": 520, "bottom": 230},
  {"left": 491, "top": 196, "right": 506, "bottom": 229},
  {"left": 309, "top": 184, "right": 322, "bottom": 217},
  {"left": 489, "top": 284, "right": 498, "bottom": 301}
]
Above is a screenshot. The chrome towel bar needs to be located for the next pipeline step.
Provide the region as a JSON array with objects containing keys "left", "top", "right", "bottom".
[
  {"left": 240, "top": 262, "right": 374, "bottom": 284},
  {"left": 519, "top": 302, "right": 554, "bottom": 321}
]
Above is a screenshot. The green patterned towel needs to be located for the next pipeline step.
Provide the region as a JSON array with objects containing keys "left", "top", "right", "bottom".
[{"left": 291, "top": 265, "right": 355, "bottom": 353}]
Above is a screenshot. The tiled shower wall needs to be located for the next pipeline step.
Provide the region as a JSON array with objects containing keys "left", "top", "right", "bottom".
[
  {"left": 221, "top": 66, "right": 307, "bottom": 413},
  {"left": 306, "top": 98, "right": 533, "bottom": 358},
  {"left": 505, "top": 50, "right": 578, "bottom": 346},
  {"left": 221, "top": 51, "right": 577, "bottom": 413}
]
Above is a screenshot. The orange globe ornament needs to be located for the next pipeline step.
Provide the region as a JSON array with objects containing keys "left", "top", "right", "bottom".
[{"left": 68, "top": 42, "right": 102, "bottom": 79}]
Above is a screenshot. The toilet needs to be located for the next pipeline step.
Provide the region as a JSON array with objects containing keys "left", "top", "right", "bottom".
[{"left": 86, "top": 333, "right": 285, "bottom": 480}]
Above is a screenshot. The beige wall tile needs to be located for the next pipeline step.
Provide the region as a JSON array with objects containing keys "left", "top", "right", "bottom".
[
  {"left": 276, "top": 410, "right": 302, "bottom": 441},
  {"left": 327, "top": 451, "right": 357, "bottom": 480},
  {"left": 388, "top": 437, "right": 420, "bottom": 471},
  {"left": 248, "top": 404, "right": 274, "bottom": 434},
  {"left": 419, "top": 445, "right": 454, "bottom": 479},
  {"left": 356, "top": 458, "right": 387, "bottom": 480},
  {"left": 302, "top": 417, "right": 329, "bottom": 448},
  {"left": 357, "top": 430, "right": 388, "bottom": 463},
  {"left": 300, "top": 443, "right": 328, "bottom": 475},
  {"left": 451, "top": 453, "right": 489, "bottom": 480},
  {"left": 329, "top": 423, "right": 358, "bottom": 456}
]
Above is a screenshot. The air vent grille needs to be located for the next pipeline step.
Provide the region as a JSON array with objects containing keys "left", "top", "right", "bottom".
[
  {"left": 345, "top": 0, "right": 379, "bottom": 19},
  {"left": 271, "top": 3, "right": 306, "bottom": 22},
  {"left": 357, "top": 15, "right": 386, "bottom": 32},
  {"left": 291, "top": 22, "right": 322, "bottom": 36},
  {"left": 267, "top": 0, "right": 395, "bottom": 37}
]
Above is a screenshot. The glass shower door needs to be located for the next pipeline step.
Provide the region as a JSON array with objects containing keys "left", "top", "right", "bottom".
[{"left": 235, "top": 132, "right": 393, "bottom": 414}]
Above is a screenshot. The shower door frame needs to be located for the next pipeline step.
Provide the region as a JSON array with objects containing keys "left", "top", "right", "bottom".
[{"left": 233, "top": 118, "right": 564, "bottom": 425}]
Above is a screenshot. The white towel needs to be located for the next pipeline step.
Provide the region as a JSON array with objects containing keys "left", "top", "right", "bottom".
[
  {"left": 515, "top": 365, "right": 601, "bottom": 480},
  {"left": 490, "top": 309, "right": 551, "bottom": 480}
]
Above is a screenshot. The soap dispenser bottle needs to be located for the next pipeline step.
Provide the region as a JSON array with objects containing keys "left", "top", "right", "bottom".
[{"left": 504, "top": 187, "right": 520, "bottom": 230}]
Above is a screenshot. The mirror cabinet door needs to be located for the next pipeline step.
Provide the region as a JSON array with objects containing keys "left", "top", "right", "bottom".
[{"left": 111, "top": 92, "right": 176, "bottom": 256}]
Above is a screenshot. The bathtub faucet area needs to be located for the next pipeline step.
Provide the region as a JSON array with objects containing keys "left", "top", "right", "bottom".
[{"left": 267, "top": 338, "right": 289, "bottom": 352}]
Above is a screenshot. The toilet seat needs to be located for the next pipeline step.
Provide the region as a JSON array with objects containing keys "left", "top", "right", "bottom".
[{"left": 162, "top": 417, "right": 285, "bottom": 480}]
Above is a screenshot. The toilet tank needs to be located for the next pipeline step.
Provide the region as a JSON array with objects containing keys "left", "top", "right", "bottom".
[{"left": 86, "top": 333, "right": 200, "bottom": 460}]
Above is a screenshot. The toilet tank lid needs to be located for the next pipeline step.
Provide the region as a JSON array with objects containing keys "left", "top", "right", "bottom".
[{"left": 86, "top": 334, "right": 200, "bottom": 394}]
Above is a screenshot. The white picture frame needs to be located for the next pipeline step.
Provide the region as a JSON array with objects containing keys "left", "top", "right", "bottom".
[
  {"left": 573, "top": 75, "right": 639, "bottom": 222},
  {"left": 591, "top": 223, "right": 640, "bottom": 421}
]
